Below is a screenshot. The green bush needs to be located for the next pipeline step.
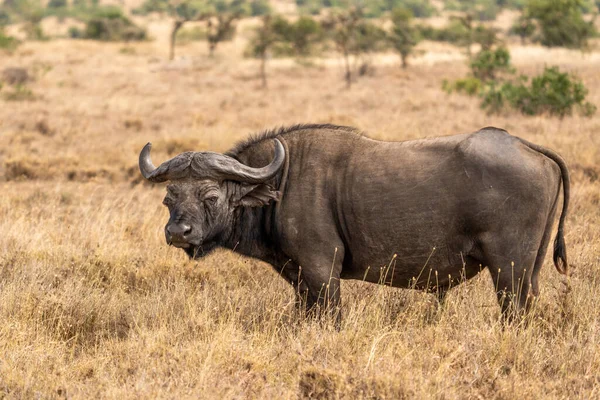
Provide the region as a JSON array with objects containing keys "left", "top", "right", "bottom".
[
  {"left": 0, "top": 9, "right": 12, "bottom": 26},
  {"left": 445, "top": 0, "right": 499, "bottom": 20},
  {"left": 0, "top": 30, "right": 20, "bottom": 51},
  {"left": 442, "top": 77, "right": 483, "bottom": 95},
  {"left": 47, "top": 0, "right": 67, "bottom": 8},
  {"left": 273, "top": 16, "right": 323, "bottom": 56},
  {"left": 69, "top": 26, "right": 83, "bottom": 38},
  {"left": 366, "top": 0, "right": 435, "bottom": 18},
  {"left": 83, "top": 8, "right": 147, "bottom": 41},
  {"left": 526, "top": 0, "right": 596, "bottom": 48},
  {"left": 481, "top": 67, "right": 596, "bottom": 117},
  {"left": 295, "top": 0, "right": 435, "bottom": 18},
  {"left": 352, "top": 20, "right": 388, "bottom": 54},
  {"left": 415, "top": 20, "right": 470, "bottom": 44},
  {"left": 470, "top": 47, "right": 513, "bottom": 81},
  {"left": 509, "top": 14, "right": 536, "bottom": 43},
  {"left": 473, "top": 25, "right": 498, "bottom": 50},
  {"left": 250, "top": 0, "right": 271, "bottom": 16},
  {"left": 132, "top": 0, "right": 169, "bottom": 15},
  {"left": 390, "top": 7, "right": 419, "bottom": 68},
  {"left": 397, "top": 0, "right": 435, "bottom": 17}
]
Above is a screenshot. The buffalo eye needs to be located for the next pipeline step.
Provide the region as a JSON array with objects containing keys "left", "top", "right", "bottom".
[{"left": 204, "top": 196, "right": 218, "bottom": 207}]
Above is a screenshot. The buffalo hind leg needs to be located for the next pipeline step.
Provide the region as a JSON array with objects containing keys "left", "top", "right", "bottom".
[
  {"left": 487, "top": 254, "right": 538, "bottom": 322},
  {"left": 482, "top": 237, "right": 540, "bottom": 322}
]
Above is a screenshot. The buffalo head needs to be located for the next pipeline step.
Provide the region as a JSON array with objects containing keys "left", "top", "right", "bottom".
[{"left": 139, "top": 140, "right": 285, "bottom": 258}]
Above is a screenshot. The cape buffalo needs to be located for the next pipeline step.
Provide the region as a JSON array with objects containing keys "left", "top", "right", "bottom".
[{"left": 139, "top": 124, "right": 569, "bottom": 320}]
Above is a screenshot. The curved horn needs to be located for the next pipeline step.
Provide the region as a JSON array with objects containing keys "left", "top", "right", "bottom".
[
  {"left": 140, "top": 139, "right": 286, "bottom": 183},
  {"left": 139, "top": 142, "right": 165, "bottom": 182},
  {"left": 139, "top": 142, "right": 195, "bottom": 183},
  {"left": 193, "top": 139, "right": 286, "bottom": 184}
]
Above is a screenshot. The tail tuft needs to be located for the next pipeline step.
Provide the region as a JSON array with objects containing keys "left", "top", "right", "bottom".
[{"left": 553, "top": 229, "right": 568, "bottom": 275}]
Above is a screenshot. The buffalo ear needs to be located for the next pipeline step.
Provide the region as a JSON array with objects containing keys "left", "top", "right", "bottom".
[{"left": 234, "top": 184, "right": 281, "bottom": 208}]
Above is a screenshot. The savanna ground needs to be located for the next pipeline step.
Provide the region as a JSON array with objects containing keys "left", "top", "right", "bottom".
[{"left": 1, "top": 14, "right": 600, "bottom": 399}]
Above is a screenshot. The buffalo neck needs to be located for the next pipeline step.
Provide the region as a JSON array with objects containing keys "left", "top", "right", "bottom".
[
  {"left": 222, "top": 203, "right": 280, "bottom": 265},
  {"left": 220, "top": 138, "right": 288, "bottom": 265}
]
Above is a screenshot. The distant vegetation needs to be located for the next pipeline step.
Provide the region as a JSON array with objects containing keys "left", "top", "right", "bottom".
[
  {"left": 0, "top": 0, "right": 597, "bottom": 114},
  {"left": 526, "top": 0, "right": 597, "bottom": 49},
  {"left": 0, "top": 29, "right": 20, "bottom": 52},
  {"left": 296, "top": 0, "right": 433, "bottom": 18},
  {"left": 79, "top": 7, "right": 146, "bottom": 41},
  {"left": 443, "top": 42, "right": 596, "bottom": 117}
]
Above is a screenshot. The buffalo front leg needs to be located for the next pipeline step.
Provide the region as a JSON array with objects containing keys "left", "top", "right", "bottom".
[{"left": 290, "top": 246, "right": 344, "bottom": 326}]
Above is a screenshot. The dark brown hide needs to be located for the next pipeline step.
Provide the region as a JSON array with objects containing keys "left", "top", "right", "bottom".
[{"left": 141, "top": 124, "right": 569, "bottom": 319}]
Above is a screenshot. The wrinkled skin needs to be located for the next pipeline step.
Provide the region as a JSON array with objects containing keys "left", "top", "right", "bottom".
[
  {"left": 143, "top": 124, "right": 570, "bottom": 323},
  {"left": 162, "top": 179, "right": 280, "bottom": 259}
]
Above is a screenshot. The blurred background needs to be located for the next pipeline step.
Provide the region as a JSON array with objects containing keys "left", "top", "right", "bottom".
[{"left": 1, "top": 0, "right": 599, "bottom": 180}]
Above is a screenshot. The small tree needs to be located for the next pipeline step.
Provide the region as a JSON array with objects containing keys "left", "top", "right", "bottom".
[
  {"left": 247, "top": 15, "right": 280, "bottom": 88},
  {"left": 322, "top": 7, "right": 363, "bottom": 88},
  {"left": 451, "top": 13, "right": 474, "bottom": 58},
  {"left": 350, "top": 21, "right": 388, "bottom": 75},
  {"left": 481, "top": 66, "right": 596, "bottom": 117},
  {"left": 470, "top": 46, "right": 512, "bottom": 81},
  {"left": 397, "top": 0, "right": 435, "bottom": 17},
  {"left": 473, "top": 25, "right": 498, "bottom": 51},
  {"left": 526, "top": 0, "right": 596, "bottom": 49},
  {"left": 390, "top": 7, "right": 418, "bottom": 69},
  {"left": 364, "top": 0, "right": 435, "bottom": 18},
  {"left": 165, "top": 1, "right": 211, "bottom": 60},
  {"left": 7, "top": 0, "right": 45, "bottom": 40},
  {"left": 0, "top": 28, "right": 20, "bottom": 52},
  {"left": 206, "top": 13, "right": 239, "bottom": 56},
  {"left": 446, "top": 0, "right": 499, "bottom": 20},
  {"left": 275, "top": 16, "right": 322, "bottom": 57},
  {"left": 510, "top": 13, "right": 535, "bottom": 44},
  {"left": 250, "top": 0, "right": 271, "bottom": 15}
]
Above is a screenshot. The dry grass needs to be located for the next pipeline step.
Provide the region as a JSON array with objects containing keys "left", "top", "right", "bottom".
[{"left": 1, "top": 17, "right": 600, "bottom": 399}]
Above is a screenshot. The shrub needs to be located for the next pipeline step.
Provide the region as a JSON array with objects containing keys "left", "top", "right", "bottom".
[
  {"left": 415, "top": 20, "right": 470, "bottom": 44},
  {"left": 69, "top": 26, "right": 83, "bottom": 38},
  {"left": 47, "top": 0, "right": 67, "bottom": 8},
  {"left": 250, "top": 0, "right": 271, "bottom": 16},
  {"left": 274, "top": 16, "right": 323, "bottom": 57},
  {"left": 83, "top": 8, "right": 146, "bottom": 41},
  {"left": 396, "top": 0, "right": 436, "bottom": 17},
  {"left": 445, "top": 0, "right": 499, "bottom": 20},
  {"left": 481, "top": 66, "right": 596, "bottom": 117},
  {"left": 0, "top": 9, "right": 11, "bottom": 26},
  {"left": 470, "top": 47, "right": 513, "bottom": 81},
  {"left": 132, "top": 0, "right": 169, "bottom": 15},
  {"left": 509, "top": 14, "right": 536, "bottom": 43},
  {"left": 473, "top": 25, "right": 498, "bottom": 50},
  {"left": 442, "top": 77, "right": 483, "bottom": 95},
  {"left": 526, "top": 0, "right": 596, "bottom": 48},
  {"left": 390, "top": 7, "right": 419, "bottom": 68},
  {"left": 352, "top": 20, "right": 388, "bottom": 55},
  {"left": 367, "top": 0, "right": 435, "bottom": 18},
  {"left": 0, "top": 30, "right": 20, "bottom": 51}
]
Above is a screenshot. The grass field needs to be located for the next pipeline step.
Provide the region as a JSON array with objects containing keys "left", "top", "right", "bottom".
[{"left": 1, "top": 17, "right": 600, "bottom": 399}]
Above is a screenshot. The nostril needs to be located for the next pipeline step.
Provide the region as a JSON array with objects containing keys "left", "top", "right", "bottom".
[{"left": 166, "top": 223, "right": 191, "bottom": 240}]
